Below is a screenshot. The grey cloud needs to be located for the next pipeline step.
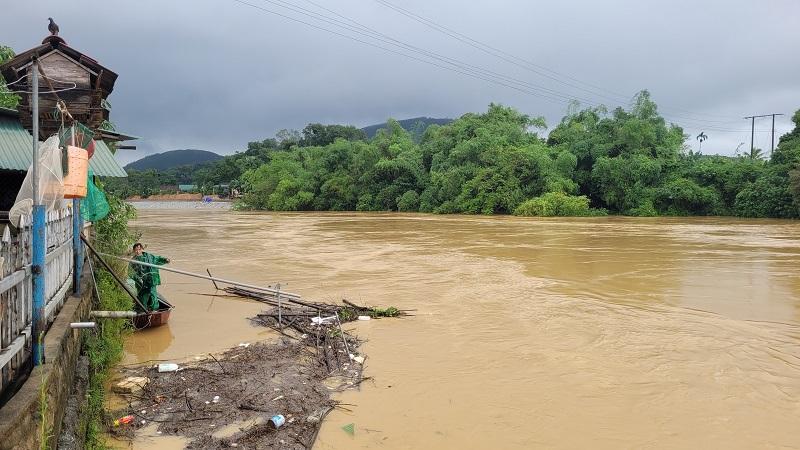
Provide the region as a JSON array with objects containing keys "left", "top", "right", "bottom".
[{"left": 3, "top": 0, "right": 798, "bottom": 165}]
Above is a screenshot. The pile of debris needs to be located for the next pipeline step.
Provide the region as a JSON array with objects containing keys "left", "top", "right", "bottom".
[
  {"left": 111, "top": 290, "right": 408, "bottom": 449},
  {"left": 112, "top": 341, "right": 336, "bottom": 449},
  {"left": 228, "top": 286, "right": 408, "bottom": 383}
]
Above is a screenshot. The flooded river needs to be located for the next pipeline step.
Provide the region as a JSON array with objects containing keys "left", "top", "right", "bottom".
[{"left": 120, "top": 210, "right": 800, "bottom": 449}]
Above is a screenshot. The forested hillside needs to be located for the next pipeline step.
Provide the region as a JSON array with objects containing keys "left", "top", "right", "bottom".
[
  {"left": 107, "top": 91, "right": 800, "bottom": 218},
  {"left": 124, "top": 149, "right": 222, "bottom": 171},
  {"left": 361, "top": 117, "right": 452, "bottom": 140}
]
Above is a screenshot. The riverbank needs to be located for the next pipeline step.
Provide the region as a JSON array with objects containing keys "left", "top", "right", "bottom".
[
  {"left": 128, "top": 201, "right": 232, "bottom": 210},
  {"left": 109, "top": 281, "right": 403, "bottom": 448}
]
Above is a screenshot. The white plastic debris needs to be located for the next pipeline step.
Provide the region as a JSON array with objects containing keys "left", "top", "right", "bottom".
[
  {"left": 157, "top": 363, "right": 179, "bottom": 373},
  {"left": 140, "top": 420, "right": 146, "bottom": 425},
  {"left": 311, "top": 316, "right": 336, "bottom": 325},
  {"left": 238, "top": 342, "right": 250, "bottom": 348},
  {"left": 357, "top": 315, "right": 371, "bottom": 321},
  {"left": 349, "top": 354, "right": 365, "bottom": 364},
  {"left": 212, "top": 395, "right": 220, "bottom": 403},
  {"left": 205, "top": 401, "right": 210, "bottom": 405},
  {"left": 271, "top": 395, "right": 284, "bottom": 401}
]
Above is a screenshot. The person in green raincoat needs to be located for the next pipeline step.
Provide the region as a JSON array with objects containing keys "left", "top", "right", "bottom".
[{"left": 130, "top": 243, "right": 170, "bottom": 310}]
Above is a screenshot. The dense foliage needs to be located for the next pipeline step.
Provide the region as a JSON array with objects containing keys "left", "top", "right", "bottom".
[
  {"left": 108, "top": 92, "right": 800, "bottom": 218},
  {"left": 0, "top": 45, "right": 20, "bottom": 109},
  {"left": 83, "top": 190, "right": 138, "bottom": 448}
]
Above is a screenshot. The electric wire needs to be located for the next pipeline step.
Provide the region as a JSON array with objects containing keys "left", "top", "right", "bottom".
[
  {"left": 252, "top": 0, "right": 603, "bottom": 104},
  {"left": 228, "top": 0, "right": 585, "bottom": 105},
  {"left": 286, "top": 0, "right": 776, "bottom": 132},
  {"left": 371, "top": 0, "right": 747, "bottom": 123},
  {"left": 230, "top": 0, "right": 782, "bottom": 135}
]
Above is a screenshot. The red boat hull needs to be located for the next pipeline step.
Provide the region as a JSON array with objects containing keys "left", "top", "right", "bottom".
[{"left": 132, "top": 295, "right": 173, "bottom": 329}]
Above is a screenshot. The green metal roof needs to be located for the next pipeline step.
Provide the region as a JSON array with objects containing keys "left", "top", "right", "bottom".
[
  {"left": 92, "top": 141, "right": 128, "bottom": 177},
  {"left": 0, "top": 114, "right": 127, "bottom": 177},
  {"left": 0, "top": 110, "right": 33, "bottom": 171}
]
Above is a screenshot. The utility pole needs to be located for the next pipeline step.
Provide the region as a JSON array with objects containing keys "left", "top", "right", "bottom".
[
  {"left": 31, "top": 58, "right": 46, "bottom": 366},
  {"left": 744, "top": 113, "right": 784, "bottom": 157},
  {"left": 770, "top": 113, "right": 784, "bottom": 155}
]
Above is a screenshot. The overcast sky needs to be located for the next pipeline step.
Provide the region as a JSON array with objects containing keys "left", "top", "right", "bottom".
[{"left": 4, "top": 0, "right": 799, "bottom": 164}]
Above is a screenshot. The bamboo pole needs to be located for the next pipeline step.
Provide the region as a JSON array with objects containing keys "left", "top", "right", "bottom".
[{"left": 98, "top": 253, "right": 302, "bottom": 300}]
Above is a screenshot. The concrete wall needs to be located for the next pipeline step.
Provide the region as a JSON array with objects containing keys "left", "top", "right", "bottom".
[{"left": 0, "top": 269, "right": 91, "bottom": 450}]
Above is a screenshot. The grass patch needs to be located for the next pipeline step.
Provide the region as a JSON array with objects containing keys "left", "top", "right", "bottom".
[
  {"left": 81, "top": 191, "right": 137, "bottom": 449},
  {"left": 82, "top": 270, "right": 133, "bottom": 449},
  {"left": 38, "top": 369, "right": 52, "bottom": 450}
]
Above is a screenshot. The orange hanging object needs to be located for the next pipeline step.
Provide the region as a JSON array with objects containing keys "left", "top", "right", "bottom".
[{"left": 64, "top": 145, "right": 89, "bottom": 198}]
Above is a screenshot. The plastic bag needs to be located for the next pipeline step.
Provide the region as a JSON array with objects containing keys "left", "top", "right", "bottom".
[
  {"left": 80, "top": 168, "right": 110, "bottom": 222},
  {"left": 8, "top": 136, "right": 65, "bottom": 227}
]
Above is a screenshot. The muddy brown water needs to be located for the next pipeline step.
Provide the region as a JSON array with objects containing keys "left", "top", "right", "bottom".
[{"left": 115, "top": 210, "right": 800, "bottom": 449}]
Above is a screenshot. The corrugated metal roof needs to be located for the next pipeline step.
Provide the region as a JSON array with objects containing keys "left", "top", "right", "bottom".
[
  {"left": 0, "top": 115, "right": 127, "bottom": 177},
  {"left": 91, "top": 141, "right": 127, "bottom": 177},
  {"left": 0, "top": 113, "right": 33, "bottom": 171}
]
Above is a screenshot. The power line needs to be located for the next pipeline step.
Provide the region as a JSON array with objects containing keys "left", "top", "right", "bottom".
[
  {"left": 228, "top": 0, "right": 779, "bottom": 135},
  {"left": 296, "top": 0, "right": 756, "bottom": 129},
  {"left": 254, "top": 0, "right": 606, "bottom": 105},
  {"left": 370, "top": 0, "right": 745, "bottom": 123},
  {"left": 370, "top": 0, "right": 632, "bottom": 105},
  {"left": 228, "top": 0, "right": 582, "bottom": 105}
]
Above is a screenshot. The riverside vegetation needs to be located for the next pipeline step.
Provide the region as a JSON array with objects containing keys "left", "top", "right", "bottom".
[
  {"left": 108, "top": 92, "right": 800, "bottom": 218},
  {"left": 82, "top": 193, "right": 138, "bottom": 448}
]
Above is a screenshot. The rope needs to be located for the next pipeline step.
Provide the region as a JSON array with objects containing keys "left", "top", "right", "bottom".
[{"left": 37, "top": 63, "right": 64, "bottom": 105}]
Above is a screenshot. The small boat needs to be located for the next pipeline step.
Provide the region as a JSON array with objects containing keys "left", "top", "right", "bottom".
[{"left": 132, "top": 295, "right": 174, "bottom": 329}]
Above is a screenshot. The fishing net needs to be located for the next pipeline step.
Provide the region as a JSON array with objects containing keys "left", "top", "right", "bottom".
[
  {"left": 59, "top": 122, "right": 94, "bottom": 149},
  {"left": 80, "top": 168, "right": 110, "bottom": 222},
  {"left": 8, "top": 136, "right": 65, "bottom": 227}
]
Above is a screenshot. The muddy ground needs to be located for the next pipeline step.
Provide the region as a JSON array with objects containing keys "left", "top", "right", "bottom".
[{"left": 111, "top": 338, "right": 361, "bottom": 449}]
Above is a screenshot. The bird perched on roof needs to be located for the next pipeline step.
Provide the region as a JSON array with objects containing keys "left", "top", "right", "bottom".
[{"left": 48, "top": 18, "right": 59, "bottom": 36}]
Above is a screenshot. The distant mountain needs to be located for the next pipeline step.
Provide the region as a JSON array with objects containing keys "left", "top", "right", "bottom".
[
  {"left": 124, "top": 149, "right": 223, "bottom": 171},
  {"left": 362, "top": 117, "right": 453, "bottom": 139}
]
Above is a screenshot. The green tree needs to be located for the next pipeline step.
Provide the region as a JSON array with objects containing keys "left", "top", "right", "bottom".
[
  {"left": 0, "top": 45, "right": 20, "bottom": 109},
  {"left": 514, "top": 192, "right": 605, "bottom": 217},
  {"left": 299, "top": 123, "right": 366, "bottom": 146}
]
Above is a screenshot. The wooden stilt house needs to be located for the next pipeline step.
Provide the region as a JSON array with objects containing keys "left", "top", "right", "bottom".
[{"left": 0, "top": 33, "right": 133, "bottom": 214}]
